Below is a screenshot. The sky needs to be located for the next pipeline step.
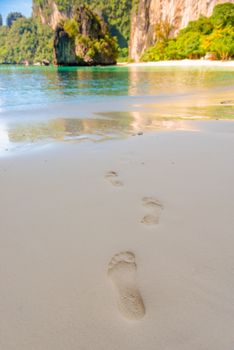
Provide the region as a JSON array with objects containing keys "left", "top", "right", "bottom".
[{"left": 0, "top": 0, "right": 32, "bottom": 23}]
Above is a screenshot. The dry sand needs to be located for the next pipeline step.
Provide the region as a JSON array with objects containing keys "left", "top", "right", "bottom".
[
  {"left": 1, "top": 121, "right": 234, "bottom": 349},
  {"left": 120, "top": 59, "right": 234, "bottom": 67}
]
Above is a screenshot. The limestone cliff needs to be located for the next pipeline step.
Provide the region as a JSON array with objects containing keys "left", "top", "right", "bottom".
[
  {"left": 130, "top": 0, "right": 234, "bottom": 61},
  {"left": 33, "top": 0, "right": 68, "bottom": 29},
  {"left": 33, "top": 0, "right": 132, "bottom": 48},
  {"left": 33, "top": 1, "right": 117, "bottom": 65},
  {"left": 53, "top": 5, "right": 118, "bottom": 65},
  {"left": 54, "top": 25, "right": 77, "bottom": 65}
]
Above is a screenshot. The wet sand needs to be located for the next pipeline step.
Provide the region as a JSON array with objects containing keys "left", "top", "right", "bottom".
[{"left": 0, "top": 121, "right": 234, "bottom": 349}]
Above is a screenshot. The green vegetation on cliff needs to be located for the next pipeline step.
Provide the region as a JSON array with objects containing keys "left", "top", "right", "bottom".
[
  {"left": 141, "top": 2, "right": 234, "bottom": 61},
  {"left": 86, "top": 0, "right": 132, "bottom": 48},
  {"left": 33, "top": 0, "right": 133, "bottom": 49},
  {"left": 6, "top": 12, "right": 24, "bottom": 27},
  {"left": 54, "top": 5, "right": 118, "bottom": 65},
  {"left": 0, "top": 18, "right": 53, "bottom": 64},
  {"left": 0, "top": 2, "right": 118, "bottom": 65}
]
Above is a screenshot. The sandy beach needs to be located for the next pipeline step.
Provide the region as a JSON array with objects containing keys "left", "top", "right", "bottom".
[
  {"left": 1, "top": 120, "right": 234, "bottom": 349},
  {"left": 120, "top": 59, "right": 234, "bottom": 67}
]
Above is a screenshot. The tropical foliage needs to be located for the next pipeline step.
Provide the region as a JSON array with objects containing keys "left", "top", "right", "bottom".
[
  {"left": 1, "top": 1, "right": 233, "bottom": 64},
  {"left": 33, "top": 0, "right": 133, "bottom": 49},
  {"left": 6, "top": 12, "right": 24, "bottom": 27},
  {"left": 0, "top": 18, "right": 53, "bottom": 64},
  {"left": 55, "top": 7, "right": 119, "bottom": 65},
  {"left": 141, "top": 2, "right": 234, "bottom": 61}
]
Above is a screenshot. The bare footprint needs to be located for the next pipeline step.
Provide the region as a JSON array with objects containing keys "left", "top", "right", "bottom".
[
  {"left": 142, "top": 197, "right": 163, "bottom": 209},
  {"left": 108, "top": 251, "right": 145, "bottom": 321},
  {"left": 106, "top": 171, "right": 118, "bottom": 178},
  {"left": 105, "top": 171, "right": 123, "bottom": 187},
  {"left": 141, "top": 214, "right": 159, "bottom": 225},
  {"left": 141, "top": 197, "right": 163, "bottom": 225}
]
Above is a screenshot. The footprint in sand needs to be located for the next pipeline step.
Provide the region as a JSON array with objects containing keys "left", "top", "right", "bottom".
[
  {"left": 141, "top": 214, "right": 159, "bottom": 225},
  {"left": 141, "top": 197, "right": 163, "bottom": 225},
  {"left": 105, "top": 170, "right": 123, "bottom": 187},
  {"left": 108, "top": 251, "right": 145, "bottom": 320}
]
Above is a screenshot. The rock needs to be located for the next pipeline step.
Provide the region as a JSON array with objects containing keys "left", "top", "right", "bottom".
[
  {"left": 53, "top": 5, "right": 118, "bottom": 66},
  {"left": 204, "top": 52, "right": 217, "bottom": 60},
  {"left": 42, "top": 59, "right": 50, "bottom": 66},
  {"left": 54, "top": 25, "right": 77, "bottom": 65},
  {"left": 22, "top": 60, "right": 29, "bottom": 66},
  {"left": 33, "top": 0, "right": 65, "bottom": 30}
]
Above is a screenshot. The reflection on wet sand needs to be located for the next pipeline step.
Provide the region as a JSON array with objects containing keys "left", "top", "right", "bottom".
[
  {"left": 98, "top": 112, "right": 199, "bottom": 132},
  {"left": 143, "top": 89, "right": 234, "bottom": 120},
  {"left": 8, "top": 117, "right": 129, "bottom": 144},
  {"left": 143, "top": 104, "right": 234, "bottom": 120},
  {"left": 4, "top": 89, "right": 234, "bottom": 151},
  {"left": 131, "top": 111, "right": 200, "bottom": 131},
  {"left": 7, "top": 112, "right": 199, "bottom": 149}
]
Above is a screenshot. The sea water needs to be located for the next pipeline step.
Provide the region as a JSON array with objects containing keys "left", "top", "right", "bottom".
[{"left": 0, "top": 65, "right": 233, "bottom": 153}]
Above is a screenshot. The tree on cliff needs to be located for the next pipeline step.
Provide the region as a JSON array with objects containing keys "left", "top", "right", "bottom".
[
  {"left": 54, "top": 5, "right": 118, "bottom": 66},
  {"left": 7, "top": 12, "right": 24, "bottom": 27},
  {"left": 155, "top": 17, "right": 174, "bottom": 42},
  {"left": 87, "top": 0, "right": 132, "bottom": 47},
  {"left": 33, "top": 0, "right": 132, "bottom": 50},
  {"left": 141, "top": 2, "right": 234, "bottom": 62},
  {"left": 0, "top": 18, "right": 53, "bottom": 64},
  {"left": 0, "top": 14, "right": 3, "bottom": 26},
  {"left": 211, "top": 2, "right": 234, "bottom": 28}
]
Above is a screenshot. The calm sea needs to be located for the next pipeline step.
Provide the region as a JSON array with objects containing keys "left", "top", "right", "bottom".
[{"left": 0, "top": 65, "right": 234, "bottom": 153}]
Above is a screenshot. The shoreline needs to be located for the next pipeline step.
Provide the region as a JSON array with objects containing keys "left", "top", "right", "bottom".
[
  {"left": 1, "top": 59, "right": 234, "bottom": 69},
  {"left": 118, "top": 59, "right": 234, "bottom": 67}
]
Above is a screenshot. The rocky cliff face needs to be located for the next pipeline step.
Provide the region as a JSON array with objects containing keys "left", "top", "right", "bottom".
[
  {"left": 33, "top": 0, "right": 132, "bottom": 48},
  {"left": 130, "top": 0, "right": 234, "bottom": 61},
  {"left": 33, "top": 0, "right": 67, "bottom": 29},
  {"left": 33, "top": 1, "right": 117, "bottom": 65},
  {"left": 54, "top": 25, "right": 77, "bottom": 65},
  {"left": 54, "top": 5, "right": 117, "bottom": 66}
]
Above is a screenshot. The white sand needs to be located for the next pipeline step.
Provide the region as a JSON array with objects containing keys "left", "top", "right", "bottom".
[
  {"left": 119, "top": 59, "right": 234, "bottom": 67},
  {"left": 1, "top": 121, "right": 234, "bottom": 349}
]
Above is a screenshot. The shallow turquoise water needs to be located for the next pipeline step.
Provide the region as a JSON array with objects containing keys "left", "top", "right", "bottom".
[
  {"left": 0, "top": 65, "right": 234, "bottom": 153},
  {"left": 0, "top": 65, "right": 234, "bottom": 111}
]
